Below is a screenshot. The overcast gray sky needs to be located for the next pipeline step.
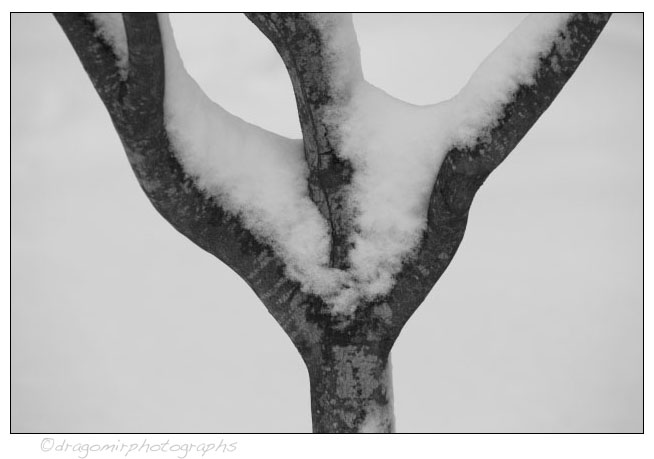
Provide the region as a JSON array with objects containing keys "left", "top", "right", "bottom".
[{"left": 11, "top": 13, "right": 642, "bottom": 433}]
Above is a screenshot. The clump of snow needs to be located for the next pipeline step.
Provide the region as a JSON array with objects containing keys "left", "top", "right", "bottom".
[
  {"left": 88, "top": 13, "right": 129, "bottom": 79},
  {"left": 450, "top": 13, "right": 573, "bottom": 146},
  {"left": 299, "top": 14, "right": 455, "bottom": 307},
  {"left": 157, "top": 14, "right": 348, "bottom": 298},
  {"left": 324, "top": 83, "right": 454, "bottom": 302}
]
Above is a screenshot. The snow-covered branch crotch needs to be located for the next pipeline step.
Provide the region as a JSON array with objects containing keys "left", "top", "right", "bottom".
[{"left": 246, "top": 12, "right": 611, "bottom": 323}]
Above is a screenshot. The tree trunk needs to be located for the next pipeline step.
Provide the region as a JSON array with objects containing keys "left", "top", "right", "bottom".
[{"left": 306, "top": 344, "right": 395, "bottom": 433}]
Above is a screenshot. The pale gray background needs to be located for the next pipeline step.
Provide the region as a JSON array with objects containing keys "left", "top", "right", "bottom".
[{"left": 11, "top": 13, "right": 643, "bottom": 433}]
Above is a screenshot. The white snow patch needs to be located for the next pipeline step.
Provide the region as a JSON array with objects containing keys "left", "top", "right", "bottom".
[
  {"left": 450, "top": 13, "right": 573, "bottom": 146},
  {"left": 88, "top": 13, "right": 129, "bottom": 79},
  {"left": 158, "top": 14, "right": 348, "bottom": 297},
  {"left": 325, "top": 83, "right": 454, "bottom": 301}
]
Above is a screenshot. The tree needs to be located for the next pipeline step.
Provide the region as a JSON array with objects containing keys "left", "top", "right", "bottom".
[{"left": 53, "top": 12, "right": 611, "bottom": 433}]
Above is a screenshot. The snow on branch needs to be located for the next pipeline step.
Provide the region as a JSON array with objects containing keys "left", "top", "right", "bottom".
[
  {"left": 379, "top": 13, "right": 612, "bottom": 332},
  {"left": 451, "top": 13, "right": 573, "bottom": 146},
  {"left": 309, "top": 14, "right": 590, "bottom": 308},
  {"left": 292, "top": 13, "right": 610, "bottom": 315},
  {"left": 56, "top": 13, "right": 611, "bottom": 320},
  {"left": 304, "top": 13, "right": 364, "bottom": 102},
  {"left": 323, "top": 84, "right": 452, "bottom": 301},
  {"left": 438, "top": 13, "right": 612, "bottom": 203},
  {"left": 245, "top": 13, "right": 364, "bottom": 283},
  {"left": 156, "top": 14, "right": 348, "bottom": 299},
  {"left": 54, "top": 14, "right": 317, "bottom": 330}
]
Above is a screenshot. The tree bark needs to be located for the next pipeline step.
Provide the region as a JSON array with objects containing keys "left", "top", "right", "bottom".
[{"left": 307, "top": 345, "right": 394, "bottom": 433}]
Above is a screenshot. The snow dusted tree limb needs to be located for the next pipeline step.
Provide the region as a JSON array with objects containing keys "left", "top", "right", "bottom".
[
  {"left": 53, "top": 13, "right": 306, "bottom": 333},
  {"left": 55, "top": 13, "right": 610, "bottom": 433},
  {"left": 383, "top": 13, "right": 612, "bottom": 337},
  {"left": 246, "top": 13, "right": 363, "bottom": 268}
]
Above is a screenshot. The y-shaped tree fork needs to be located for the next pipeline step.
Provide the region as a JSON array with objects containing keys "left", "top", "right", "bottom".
[{"left": 54, "top": 13, "right": 611, "bottom": 433}]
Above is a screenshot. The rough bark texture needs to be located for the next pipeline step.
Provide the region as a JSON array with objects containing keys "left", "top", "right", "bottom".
[
  {"left": 54, "top": 12, "right": 611, "bottom": 433},
  {"left": 309, "top": 345, "right": 394, "bottom": 432},
  {"left": 245, "top": 13, "right": 360, "bottom": 269}
]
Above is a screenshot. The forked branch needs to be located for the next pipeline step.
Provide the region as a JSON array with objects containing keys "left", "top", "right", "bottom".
[
  {"left": 55, "top": 12, "right": 611, "bottom": 433},
  {"left": 55, "top": 10, "right": 612, "bottom": 355}
]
